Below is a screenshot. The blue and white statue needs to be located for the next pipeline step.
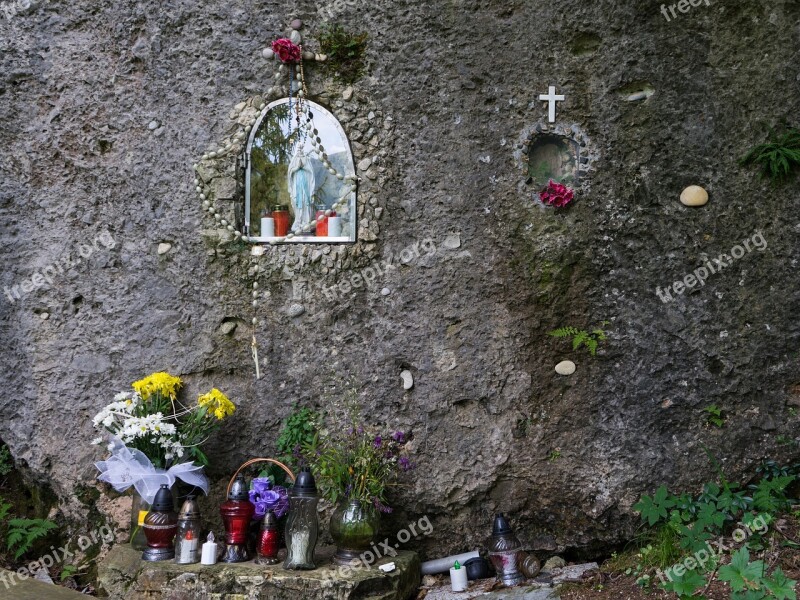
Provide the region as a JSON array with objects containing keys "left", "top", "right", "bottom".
[{"left": 288, "top": 148, "right": 316, "bottom": 234}]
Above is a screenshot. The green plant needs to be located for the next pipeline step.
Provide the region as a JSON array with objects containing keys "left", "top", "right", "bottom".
[
  {"left": 276, "top": 406, "right": 318, "bottom": 468},
  {"left": 548, "top": 449, "right": 562, "bottom": 462},
  {"left": 741, "top": 127, "right": 800, "bottom": 183},
  {"left": 59, "top": 563, "right": 84, "bottom": 582},
  {"left": 302, "top": 385, "right": 413, "bottom": 509},
  {"left": 548, "top": 325, "right": 607, "bottom": 356},
  {"left": 704, "top": 404, "right": 726, "bottom": 428},
  {"left": 7, "top": 518, "right": 57, "bottom": 560},
  {"left": 632, "top": 462, "right": 799, "bottom": 599},
  {"left": 0, "top": 445, "right": 12, "bottom": 476},
  {"left": 318, "top": 24, "right": 368, "bottom": 84}
]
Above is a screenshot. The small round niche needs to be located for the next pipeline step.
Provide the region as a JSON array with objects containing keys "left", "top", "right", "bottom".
[{"left": 516, "top": 122, "right": 596, "bottom": 198}]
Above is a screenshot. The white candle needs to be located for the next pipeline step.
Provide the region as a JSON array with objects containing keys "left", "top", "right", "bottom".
[
  {"left": 327, "top": 216, "right": 342, "bottom": 237},
  {"left": 450, "top": 561, "right": 468, "bottom": 592},
  {"left": 261, "top": 217, "right": 275, "bottom": 237},
  {"left": 201, "top": 532, "right": 218, "bottom": 565}
]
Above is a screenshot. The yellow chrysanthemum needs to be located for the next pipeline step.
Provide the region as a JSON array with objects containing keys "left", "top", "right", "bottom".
[
  {"left": 198, "top": 388, "right": 236, "bottom": 420},
  {"left": 132, "top": 372, "right": 183, "bottom": 401}
]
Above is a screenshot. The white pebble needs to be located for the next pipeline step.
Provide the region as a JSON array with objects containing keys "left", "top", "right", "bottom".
[{"left": 555, "top": 361, "right": 576, "bottom": 376}]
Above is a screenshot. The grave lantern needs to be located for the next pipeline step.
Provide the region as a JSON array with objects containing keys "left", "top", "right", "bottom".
[
  {"left": 220, "top": 475, "right": 255, "bottom": 563},
  {"left": 487, "top": 514, "right": 526, "bottom": 587},
  {"left": 174, "top": 495, "right": 202, "bottom": 564},
  {"left": 284, "top": 467, "right": 319, "bottom": 570},
  {"left": 142, "top": 485, "right": 178, "bottom": 562}
]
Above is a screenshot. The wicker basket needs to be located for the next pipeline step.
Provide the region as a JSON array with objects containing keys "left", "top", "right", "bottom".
[{"left": 225, "top": 458, "right": 296, "bottom": 496}]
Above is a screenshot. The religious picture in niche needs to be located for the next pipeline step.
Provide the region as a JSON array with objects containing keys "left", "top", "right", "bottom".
[
  {"left": 527, "top": 134, "right": 580, "bottom": 188},
  {"left": 245, "top": 99, "right": 356, "bottom": 243}
]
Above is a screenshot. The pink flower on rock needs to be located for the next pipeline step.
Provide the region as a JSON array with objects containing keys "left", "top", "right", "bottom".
[
  {"left": 539, "top": 180, "right": 575, "bottom": 208},
  {"left": 272, "top": 38, "right": 302, "bottom": 63}
]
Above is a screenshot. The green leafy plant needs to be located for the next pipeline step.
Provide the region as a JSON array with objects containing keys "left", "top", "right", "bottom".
[
  {"left": 276, "top": 406, "right": 318, "bottom": 468},
  {"left": 704, "top": 404, "right": 726, "bottom": 428},
  {"left": 319, "top": 24, "right": 368, "bottom": 85},
  {"left": 548, "top": 325, "right": 607, "bottom": 356},
  {"left": 0, "top": 444, "right": 12, "bottom": 476},
  {"left": 7, "top": 518, "right": 57, "bottom": 560},
  {"left": 548, "top": 449, "right": 562, "bottom": 462},
  {"left": 741, "top": 127, "right": 800, "bottom": 183},
  {"left": 631, "top": 462, "right": 799, "bottom": 599}
]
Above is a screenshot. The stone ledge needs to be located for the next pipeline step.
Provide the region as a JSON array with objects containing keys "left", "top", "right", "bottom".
[
  {"left": 98, "top": 544, "right": 420, "bottom": 600},
  {"left": 0, "top": 569, "right": 89, "bottom": 599}
]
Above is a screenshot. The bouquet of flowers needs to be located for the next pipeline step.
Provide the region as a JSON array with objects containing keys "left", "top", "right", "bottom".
[
  {"left": 302, "top": 390, "right": 414, "bottom": 513},
  {"left": 248, "top": 477, "right": 289, "bottom": 519},
  {"left": 92, "top": 372, "right": 235, "bottom": 468},
  {"left": 92, "top": 372, "right": 236, "bottom": 502}
]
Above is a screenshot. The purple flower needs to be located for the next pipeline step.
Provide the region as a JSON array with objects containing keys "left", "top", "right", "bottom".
[
  {"left": 399, "top": 456, "right": 413, "bottom": 472},
  {"left": 392, "top": 431, "right": 406, "bottom": 443},
  {"left": 251, "top": 477, "right": 272, "bottom": 495},
  {"left": 372, "top": 497, "right": 393, "bottom": 514},
  {"left": 373, "top": 435, "right": 382, "bottom": 448},
  {"left": 357, "top": 425, "right": 364, "bottom": 435}
]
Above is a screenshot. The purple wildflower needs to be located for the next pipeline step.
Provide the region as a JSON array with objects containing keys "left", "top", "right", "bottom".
[
  {"left": 399, "top": 456, "right": 413, "bottom": 472},
  {"left": 373, "top": 435, "right": 382, "bottom": 448},
  {"left": 372, "top": 497, "right": 393, "bottom": 514},
  {"left": 392, "top": 431, "right": 406, "bottom": 443}
]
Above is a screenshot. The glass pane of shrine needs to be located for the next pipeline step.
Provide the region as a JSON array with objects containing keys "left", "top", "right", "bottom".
[{"left": 245, "top": 99, "right": 357, "bottom": 243}]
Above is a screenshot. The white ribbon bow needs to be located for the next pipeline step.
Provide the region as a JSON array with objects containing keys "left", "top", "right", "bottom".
[{"left": 95, "top": 438, "right": 209, "bottom": 504}]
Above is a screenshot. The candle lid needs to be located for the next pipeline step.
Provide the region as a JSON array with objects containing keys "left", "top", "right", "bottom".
[
  {"left": 152, "top": 484, "right": 174, "bottom": 512},
  {"left": 292, "top": 467, "right": 317, "bottom": 497},
  {"left": 229, "top": 474, "right": 249, "bottom": 501},
  {"left": 492, "top": 513, "right": 513, "bottom": 536},
  {"left": 272, "top": 204, "right": 289, "bottom": 212},
  {"left": 261, "top": 509, "right": 278, "bottom": 529},
  {"left": 178, "top": 495, "right": 200, "bottom": 520}
]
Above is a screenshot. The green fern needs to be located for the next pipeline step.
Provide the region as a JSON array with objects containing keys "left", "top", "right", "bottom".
[
  {"left": 741, "top": 127, "right": 800, "bottom": 183},
  {"left": 549, "top": 325, "right": 607, "bottom": 357},
  {"left": 7, "top": 518, "right": 58, "bottom": 560}
]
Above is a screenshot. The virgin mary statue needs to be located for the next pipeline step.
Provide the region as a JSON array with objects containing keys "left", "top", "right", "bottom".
[{"left": 288, "top": 148, "right": 316, "bottom": 234}]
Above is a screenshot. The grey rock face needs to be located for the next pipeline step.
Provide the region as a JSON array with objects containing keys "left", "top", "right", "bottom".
[{"left": 0, "top": 0, "right": 798, "bottom": 564}]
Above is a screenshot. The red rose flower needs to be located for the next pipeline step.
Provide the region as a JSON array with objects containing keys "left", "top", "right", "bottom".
[
  {"left": 272, "top": 38, "right": 301, "bottom": 63},
  {"left": 539, "top": 180, "right": 575, "bottom": 208}
]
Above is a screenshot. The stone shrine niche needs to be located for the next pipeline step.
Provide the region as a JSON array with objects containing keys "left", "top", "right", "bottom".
[
  {"left": 516, "top": 122, "right": 597, "bottom": 202},
  {"left": 245, "top": 99, "right": 357, "bottom": 243}
]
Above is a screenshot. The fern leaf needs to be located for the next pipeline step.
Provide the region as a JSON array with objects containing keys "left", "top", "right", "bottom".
[
  {"left": 585, "top": 338, "right": 599, "bottom": 356},
  {"left": 572, "top": 331, "right": 589, "bottom": 350},
  {"left": 549, "top": 327, "right": 580, "bottom": 338}
]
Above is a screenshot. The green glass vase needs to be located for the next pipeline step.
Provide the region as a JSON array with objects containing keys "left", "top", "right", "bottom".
[{"left": 329, "top": 499, "right": 380, "bottom": 566}]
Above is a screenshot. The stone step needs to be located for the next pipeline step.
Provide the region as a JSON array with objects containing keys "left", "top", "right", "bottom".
[
  {"left": 99, "top": 543, "right": 420, "bottom": 600},
  {"left": 0, "top": 569, "right": 89, "bottom": 599}
]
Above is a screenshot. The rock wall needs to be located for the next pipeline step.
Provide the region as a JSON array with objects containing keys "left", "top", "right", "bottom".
[{"left": 1, "top": 0, "right": 799, "bottom": 561}]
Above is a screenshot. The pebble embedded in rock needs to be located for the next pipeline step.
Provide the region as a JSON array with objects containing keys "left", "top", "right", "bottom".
[
  {"left": 157, "top": 243, "right": 172, "bottom": 255},
  {"left": 342, "top": 86, "right": 354, "bottom": 101},
  {"left": 381, "top": 287, "right": 391, "bottom": 296},
  {"left": 401, "top": 370, "right": 414, "bottom": 390},
  {"left": 262, "top": 48, "right": 274, "bottom": 60},
  {"left": 219, "top": 321, "right": 237, "bottom": 335},
  {"left": 148, "top": 120, "right": 159, "bottom": 130},
  {"left": 358, "top": 157, "right": 372, "bottom": 171},
  {"left": 288, "top": 303, "right": 305, "bottom": 318},
  {"left": 39, "top": 312, "right": 49, "bottom": 320},
  {"left": 680, "top": 185, "right": 709, "bottom": 207},
  {"left": 555, "top": 360, "right": 576, "bottom": 376},
  {"left": 443, "top": 233, "right": 461, "bottom": 250},
  {"left": 289, "top": 30, "right": 302, "bottom": 44},
  {"left": 290, "top": 19, "right": 303, "bottom": 30}
]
